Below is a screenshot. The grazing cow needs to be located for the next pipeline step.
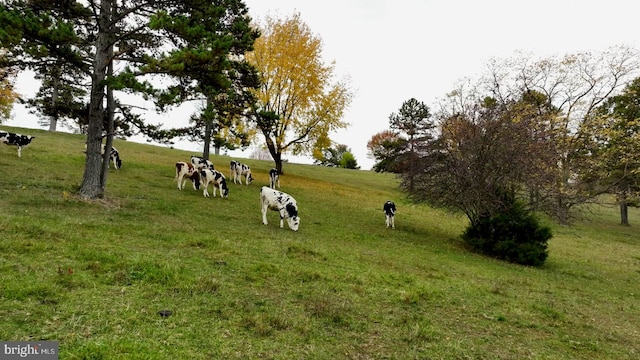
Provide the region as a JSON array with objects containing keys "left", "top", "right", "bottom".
[
  {"left": 191, "top": 155, "right": 214, "bottom": 170},
  {"left": 0, "top": 131, "right": 35, "bottom": 157},
  {"left": 101, "top": 144, "right": 122, "bottom": 169},
  {"left": 260, "top": 186, "right": 300, "bottom": 231},
  {"left": 269, "top": 168, "right": 280, "bottom": 189},
  {"left": 200, "top": 168, "right": 229, "bottom": 198},
  {"left": 383, "top": 200, "right": 396, "bottom": 229},
  {"left": 230, "top": 160, "right": 254, "bottom": 185},
  {"left": 175, "top": 162, "right": 201, "bottom": 190}
]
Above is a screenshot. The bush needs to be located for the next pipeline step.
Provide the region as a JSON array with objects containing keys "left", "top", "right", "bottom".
[{"left": 462, "top": 200, "right": 551, "bottom": 266}]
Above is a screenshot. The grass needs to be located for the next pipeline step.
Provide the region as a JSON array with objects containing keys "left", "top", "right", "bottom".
[{"left": 1, "top": 125, "right": 639, "bottom": 359}]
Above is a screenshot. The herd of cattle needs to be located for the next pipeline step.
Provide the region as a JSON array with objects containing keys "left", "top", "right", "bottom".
[
  {"left": 175, "top": 155, "right": 300, "bottom": 230},
  {"left": 1, "top": 129, "right": 396, "bottom": 231}
]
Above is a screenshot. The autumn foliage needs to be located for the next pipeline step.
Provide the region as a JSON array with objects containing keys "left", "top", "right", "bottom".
[{"left": 247, "top": 13, "right": 352, "bottom": 174}]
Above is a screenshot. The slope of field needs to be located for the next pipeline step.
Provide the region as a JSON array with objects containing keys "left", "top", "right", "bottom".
[{"left": 1, "top": 126, "right": 639, "bottom": 359}]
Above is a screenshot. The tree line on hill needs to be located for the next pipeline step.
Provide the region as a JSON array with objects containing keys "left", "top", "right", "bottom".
[{"left": 0, "top": 1, "right": 352, "bottom": 199}]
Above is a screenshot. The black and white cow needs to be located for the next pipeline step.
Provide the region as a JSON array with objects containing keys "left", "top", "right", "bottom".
[
  {"left": 191, "top": 155, "right": 214, "bottom": 170},
  {"left": 383, "top": 200, "right": 396, "bottom": 229},
  {"left": 0, "top": 131, "right": 35, "bottom": 157},
  {"left": 200, "top": 168, "right": 229, "bottom": 198},
  {"left": 269, "top": 168, "right": 280, "bottom": 189},
  {"left": 230, "top": 160, "right": 253, "bottom": 185},
  {"left": 260, "top": 186, "right": 300, "bottom": 231},
  {"left": 101, "top": 144, "right": 122, "bottom": 169},
  {"left": 175, "top": 161, "right": 201, "bottom": 190}
]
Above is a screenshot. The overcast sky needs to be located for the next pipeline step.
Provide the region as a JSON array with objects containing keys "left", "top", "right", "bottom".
[{"left": 5, "top": 0, "right": 639, "bottom": 170}]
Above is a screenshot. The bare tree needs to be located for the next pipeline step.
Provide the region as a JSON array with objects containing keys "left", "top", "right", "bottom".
[
  {"left": 408, "top": 95, "right": 556, "bottom": 226},
  {"left": 480, "top": 47, "right": 640, "bottom": 221}
]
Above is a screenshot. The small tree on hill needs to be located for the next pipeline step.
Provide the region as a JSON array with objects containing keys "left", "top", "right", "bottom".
[
  {"left": 314, "top": 143, "right": 359, "bottom": 169},
  {"left": 367, "top": 130, "right": 407, "bottom": 173},
  {"left": 388, "top": 98, "right": 434, "bottom": 188}
]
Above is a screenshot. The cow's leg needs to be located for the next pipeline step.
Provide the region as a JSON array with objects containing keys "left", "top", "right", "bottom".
[
  {"left": 202, "top": 181, "right": 210, "bottom": 197},
  {"left": 385, "top": 215, "right": 390, "bottom": 228},
  {"left": 177, "top": 174, "right": 183, "bottom": 190},
  {"left": 17, "top": 146, "right": 22, "bottom": 158},
  {"left": 279, "top": 210, "right": 285, "bottom": 228},
  {"left": 261, "top": 202, "right": 269, "bottom": 225},
  {"left": 391, "top": 216, "right": 395, "bottom": 229}
]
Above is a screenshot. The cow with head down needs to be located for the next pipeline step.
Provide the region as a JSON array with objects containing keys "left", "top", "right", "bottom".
[
  {"left": 101, "top": 144, "right": 122, "bottom": 169},
  {"left": 230, "top": 160, "right": 253, "bottom": 185},
  {"left": 175, "top": 162, "right": 201, "bottom": 190},
  {"left": 260, "top": 186, "right": 300, "bottom": 231},
  {"left": 200, "top": 168, "right": 229, "bottom": 198}
]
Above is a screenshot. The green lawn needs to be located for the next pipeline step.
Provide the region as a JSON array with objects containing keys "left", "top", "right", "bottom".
[{"left": 1, "top": 126, "right": 639, "bottom": 359}]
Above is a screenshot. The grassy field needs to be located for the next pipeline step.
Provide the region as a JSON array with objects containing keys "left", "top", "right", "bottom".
[{"left": 1, "top": 126, "right": 639, "bottom": 359}]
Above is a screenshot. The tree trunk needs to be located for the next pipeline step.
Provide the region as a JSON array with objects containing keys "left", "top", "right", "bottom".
[
  {"left": 555, "top": 194, "right": 570, "bottom": 225},
  {"left": 48, "top": 64, "right": 61, "bottom": 132},
  {"left": 203, "top": 120, "right": 212, "bottom": 159},
  {"left": 620, "top": 202, "right": 629, "bottom": 226},
  {"left": 101, "top": 51, "right": 115, "bottom": 191},
  {"left": 264, "top": 135, "right": 283, "bottom": 174},
  {"left": 618, "top": 191, "right": 630, "bottom": 226},
  {"left": 201, "top": 97, "right": 213, "bottom": 159},
  {"left": 79, "top": 0, "right": 111, "bottom": 199},
  {"left": 274, "top": 151, "right": 283, "bottom": 175}
]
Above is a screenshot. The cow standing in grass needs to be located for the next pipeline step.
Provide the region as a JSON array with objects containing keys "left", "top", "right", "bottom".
[
  {"left": 260, "top": 186, "right": 300, "bottom": 231},
  {"left": 101, "top": 144, "right": 122, "bottom": 169},
  {"left": 191, "top": 155, "right": 214, "bottom": 170},
  {"left": 383, "top": 200, "right": 396, "bottom": 229},
  {"left": 230, "top": 160, "right": 253, "bottom": 185},
  {"left": 200, "top": 168, "right": 229, "bottom": 198},
  {"left": 0, "top": 130, "right": 35, "bottom": 157},
  {"left": 269, "top": 168, "right": 280, "bottom": 189},
  {"left": 175, "top": 162, "right": 201, "bottom": 190}
]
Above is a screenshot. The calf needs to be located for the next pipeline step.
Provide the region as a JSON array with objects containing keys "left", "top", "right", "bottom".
[
  {"left": 175, "top": 162, "right": 201, "bottom": 190},
  {"left": 383, "top": 200, "right": 396, "bottom": 229},
  {"left": 101, "top": 144, "right": 122, "bottom": 169},
  {"left": 0, "top": 131, "right": 35, "bottom": 157},
  {"left": 269, "top": 168, "right": 280, "bottom": 189},
  {"left": 260, "top": 186, "right": 300, "bottom": 231},
  {"left": 200, "top": 168, "right": 229, "bottom": 198},
  {"left": 191, "top": 155, "right": 214, "bottom": 170},
  {"left": 230, "top": 160, "right": 253, "bottom": 185}
]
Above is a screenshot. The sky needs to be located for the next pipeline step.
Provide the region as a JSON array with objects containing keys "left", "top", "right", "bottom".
[{"left": 4, "top": 0, "right": 639, "bottom": 170}]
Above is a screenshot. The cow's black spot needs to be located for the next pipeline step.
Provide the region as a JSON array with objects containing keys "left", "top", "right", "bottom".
[{"left": 285, "top": 203, "right": 298, "bottom": 218}]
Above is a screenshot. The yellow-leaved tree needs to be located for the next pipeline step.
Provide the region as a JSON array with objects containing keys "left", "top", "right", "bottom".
[
  {"left": 0, "top": 52, "right": 18, "bottom": 121},
  {"left": 247, "top": 13, "right": 353, "bottom": 174}
]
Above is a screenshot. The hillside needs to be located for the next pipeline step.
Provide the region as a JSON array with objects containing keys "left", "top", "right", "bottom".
[{"left": 1, "top": 126, "right": 639, "bottom": 359}]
